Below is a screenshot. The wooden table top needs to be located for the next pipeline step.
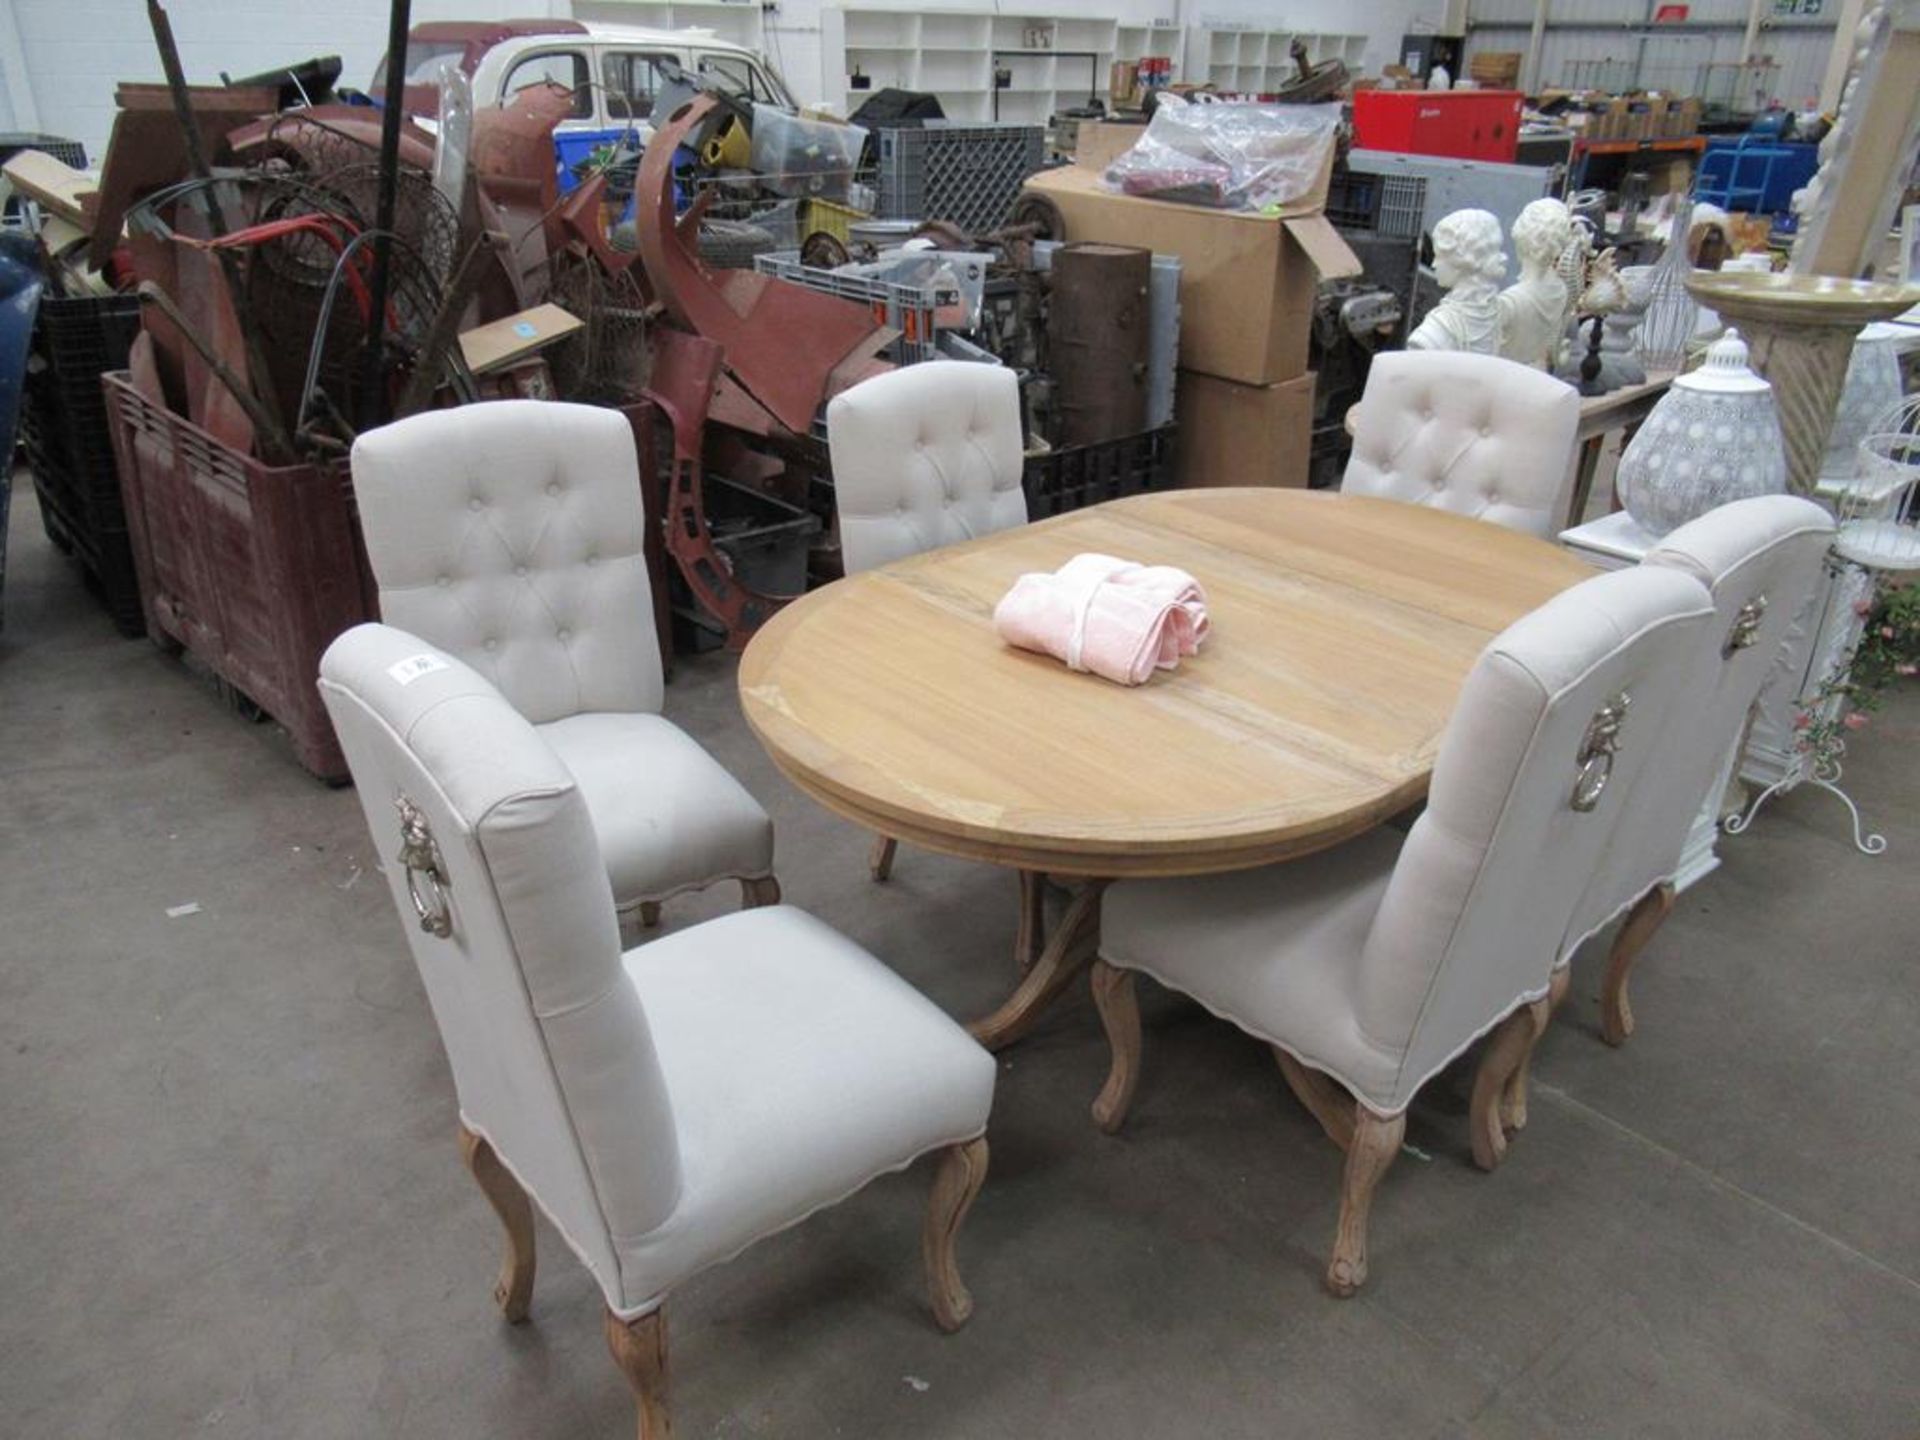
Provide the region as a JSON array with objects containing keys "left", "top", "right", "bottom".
[{"left": 738, "top": 489, "right": 1595, "bottom": 878}]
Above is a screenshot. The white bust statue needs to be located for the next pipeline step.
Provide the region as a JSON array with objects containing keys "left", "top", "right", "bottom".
[
  {"left": 1496, "top": 197, "right": 1575, "bottom": 369},
  {"left": 1407, "top": 208, "right": 1506, "bottom": 355}
]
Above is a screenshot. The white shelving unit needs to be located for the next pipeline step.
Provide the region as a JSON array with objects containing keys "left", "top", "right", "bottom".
[
  {"left": 1184, "top": 25, "right": 1366, "bottom": 96},
  {"left": 821, "top": 8, "right": 1183, "bottom": 123},
  {"left": 570, "top": 0, "right": 765, "bottom": 50}
]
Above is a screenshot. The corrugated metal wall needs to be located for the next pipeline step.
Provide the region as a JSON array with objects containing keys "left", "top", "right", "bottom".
[{"left": 1465, "top": 0, "right": 1836, "bottom": 108}]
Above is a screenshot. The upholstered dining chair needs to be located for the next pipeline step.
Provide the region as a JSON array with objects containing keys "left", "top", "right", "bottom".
[
  {"left": 351, "top": 401, "right": 777, "bottom": 937},
  {"left": 1087, "top": 565, "right": 1715, "bottom": 1296},
  {"left": 318, "top": 623, "right": 996, "bottom": 1440},
  {"left": 1560, "top": 495, "right": 1835, "bottom": 1046},
  {"left": 1341, "top": 351, "right": 1582, "bottom": 538},
  {"left": 827, "top": 360, "right": 1027, "bottom": 882}
]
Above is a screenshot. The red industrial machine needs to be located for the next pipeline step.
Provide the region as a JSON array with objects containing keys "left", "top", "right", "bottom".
[{"left": 1352, "top": 90, "right": 1525, "bottom": 164}]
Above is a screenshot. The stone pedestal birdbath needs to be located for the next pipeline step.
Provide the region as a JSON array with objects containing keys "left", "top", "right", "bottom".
[{"left": 1684, "top": 272, "right": 1919, "bottom": 496}]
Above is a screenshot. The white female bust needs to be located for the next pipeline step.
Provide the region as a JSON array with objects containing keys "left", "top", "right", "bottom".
[
  {"left": 1407, "top": 209, "right": 1506, "bottom": 355},
  {"left": 1497, "top": 197, "right": 1575, "bottom": 369}
]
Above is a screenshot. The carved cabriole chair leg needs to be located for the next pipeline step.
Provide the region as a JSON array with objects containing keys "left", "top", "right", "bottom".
[
  {"left": 1273, "top": 1049, "right": 1357, "bottom": 1152},
  {"left": 740, "top": 875, "right": 782, "bottom": 909},
  {"left": 1500, "top": 968, "right": 1570, "bottom": 1133},
  {"left": 1469, "top": 1001, "right": 1545, "bottom": 1173},
  {"left": 1326, "top": 1106, "right": 1405, "bottom": 1298},
  {"left": 457, "top": 1125, "right": 535, "bottom": 1323},
  {"left": 605, "top": 1307, "right": 673, "bottom": 1440},
  {"left": 924, "top": 1137, "right": 990, "bottom": 1333},
  {"left": 1089, "top": 960, "right": 1141, "bottom": 1134},
  {"left": 1601, "top": 881, "right": 1675, "bottom": 1047},
  {"left": 869, "top": 834, "right": 898, "bottom": 882}
]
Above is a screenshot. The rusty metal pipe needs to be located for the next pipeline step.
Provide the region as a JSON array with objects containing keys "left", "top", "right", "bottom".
[{"left": 145, "top": 0, "right": 295, "bottom": 462}]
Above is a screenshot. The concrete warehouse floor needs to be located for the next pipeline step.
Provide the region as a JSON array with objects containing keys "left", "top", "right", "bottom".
[{"left": 3, "top": 476, "right": 1918, "bottom": 1440}]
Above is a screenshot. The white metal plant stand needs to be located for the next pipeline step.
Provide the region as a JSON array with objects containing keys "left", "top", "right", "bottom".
[{"left": 1727, "top": 416, "right": 1920, "bottom": 854}]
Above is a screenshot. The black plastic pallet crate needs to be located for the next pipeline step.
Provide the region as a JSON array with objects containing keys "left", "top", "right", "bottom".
[
  {"left": 1023, "top": 425, "right": 1178, "bottom": 519},
  {"left": 21, "top": 294, "right": 146, "bottom": 636}
]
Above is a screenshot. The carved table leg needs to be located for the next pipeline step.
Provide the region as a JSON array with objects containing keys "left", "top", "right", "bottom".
[
  {"left": 966, "top": 880, "right": 1109, "bottom": 1052},
  {"left": 1601, "top": 881, "right": 1675, "bottom": 1047},
  {"left": 739, "top": 875, "right": 782, "bottom": 909},
  {"left": 1089, "top": 960, "right": 1141, "bottom": 1133},
  {"left": 1326, "top": 1105, "right": 1405, "bottom": 1298},
  {"left": 457, "top": 1124, "right": 535, "bottom": 1323},
  {"left": 923, "top": 1136, "right": 989, "bottom": 1333},
  {"left": 1014, "top": 869, "right": 1046, "bottom": 976},
  {"left": 1274, "top": 1049, "right": 1356, "bottom": 1152},
  {"left": 869, "top": 834, "right": 898, "bottom": 883},
  {"left": 639, "top": 901, "right": 662, "bottom": 930},
  {"left": 605, "top": 1306, "right": 673, "bottom": 1440}
]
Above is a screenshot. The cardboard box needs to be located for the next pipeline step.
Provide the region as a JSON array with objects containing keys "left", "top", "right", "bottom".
[
  {"left": 1468, "top": 51, "right": 1523, "bottom": 87},
  {"left": 1070, "top": 118, "right": 1151, "bottom": 172},
  {"left": 458, "top": 303, "right": 584, "bottom": 374},
  {"left": 1021, "top": 164, "right": 1358, "bottom": 386},
  {"left": 1663, "top": 97, "right": 1702, "bottom": 138},
  {"left": 1176, "top": 370, "right": 1316, "bottom": 490}
]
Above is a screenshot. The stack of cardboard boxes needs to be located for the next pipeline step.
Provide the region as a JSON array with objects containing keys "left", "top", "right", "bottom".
[
  {"left": 1020, "top": 131, "right": 1361, "bottom": 489},
  {"left": 1574, "top": 93, "right": 1703, "bottom": 142}
]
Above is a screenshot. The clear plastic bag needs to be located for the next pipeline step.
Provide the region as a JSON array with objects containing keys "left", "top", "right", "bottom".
[{"left": 1103, "top": 95, "right": 1339, "bottom": 213}]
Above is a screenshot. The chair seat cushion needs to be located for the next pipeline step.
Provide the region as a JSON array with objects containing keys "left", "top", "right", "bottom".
[
  {"left": 1100, "top": 826, "right": 1406, "bottom": 1107},
  {"left": 538, "top": 712, "right": 774, "bottom": 915},
  {"left": 613, "top": 906, "right": 995, "bottom": 1310}
]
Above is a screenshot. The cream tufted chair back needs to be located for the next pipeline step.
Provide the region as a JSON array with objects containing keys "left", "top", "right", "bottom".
[
  {"left": 351, "top": 402, "right": 663, "bottom": 727},
  {"left": 318, "top": 623, "right": 684, "bottom": 1302},
  {"left": 1561, "top": 495, "right": 1834, "bottom": 958},
  {"left": 827, "top": 362, "right": 1028, "bottom": 574},
  {"left": 1342, "top": 351, "right": 1581, "bottom": 539},
  {"left": 1356, "top": 566, "right": 1713, "bottom": 1109}
]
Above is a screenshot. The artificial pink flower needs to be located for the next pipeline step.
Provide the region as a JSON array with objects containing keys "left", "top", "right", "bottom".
[
  {"left": 1882, "top": 625, "right": 1897, "bottom": 638},
  {"left": 1898, "top": 662, "right": 1918, "bottom": 676},
  {"left": 1844, "top": 711, "right": 1869, "bottom": 730},
  {"left": 1793, "top": 712, "right": 1813, "bottom": 729},
  {"left": 1854, "top": 599, "right": 1873, "bottom": 617}
]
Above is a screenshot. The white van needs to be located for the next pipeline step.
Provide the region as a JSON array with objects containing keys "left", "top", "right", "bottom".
[{"left": 373, "top": 18, "right": 797, "bottom": 180}]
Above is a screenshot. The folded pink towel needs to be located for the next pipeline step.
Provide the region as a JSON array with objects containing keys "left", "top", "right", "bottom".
[{"left": 992, "top": 552, "right": 1210, "bottom": 685}]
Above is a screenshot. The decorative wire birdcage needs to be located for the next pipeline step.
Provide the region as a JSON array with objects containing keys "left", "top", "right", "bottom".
[
  {"left": 1634, "top": 198, "right": 1702, "bottom": 374},
  {"left": 1839, "top": 391, "right": 1920, "bottom": 573}
]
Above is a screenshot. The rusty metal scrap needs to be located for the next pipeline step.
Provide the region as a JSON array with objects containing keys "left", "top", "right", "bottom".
[{"left": 635, "top": 94, "right": 892, "bottom": 437}]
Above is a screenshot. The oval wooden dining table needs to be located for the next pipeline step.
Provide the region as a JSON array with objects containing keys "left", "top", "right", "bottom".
[{"left": 739, "top": 488, "right": 1595, "bottom": 1050}]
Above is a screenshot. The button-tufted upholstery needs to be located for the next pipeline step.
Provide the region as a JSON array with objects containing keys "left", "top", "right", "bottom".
[
  {"left": 1093, "top": 565, "right": 1714, "bottom": 1290},
  {"left": 1560, "top": 495, "right": 1834, "bottom": 963},
  {"left": 1342, "top": 351, "right": 1581, "bottom": 539},
  {"left": 827, "top": 361, "right": 1027, "bottom": 575},
  {"left": 317, "top": 622, "right": 995, "bottom": 1330},
  {"left": 350, "top": 402, "right": 774, "bottom": 926}
]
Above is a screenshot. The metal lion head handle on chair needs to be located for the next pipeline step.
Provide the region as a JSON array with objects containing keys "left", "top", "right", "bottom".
[
  {"left": 318, "top": 623, "right": 996, "bottom": 1439},
  {"left": 1086, "top": 564, "right": 1717, "bottom": 1296}
]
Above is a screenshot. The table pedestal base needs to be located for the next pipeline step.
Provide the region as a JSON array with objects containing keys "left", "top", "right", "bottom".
[{"left": 968, "top": 875, "right": 1109, "bottom": 1052}]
